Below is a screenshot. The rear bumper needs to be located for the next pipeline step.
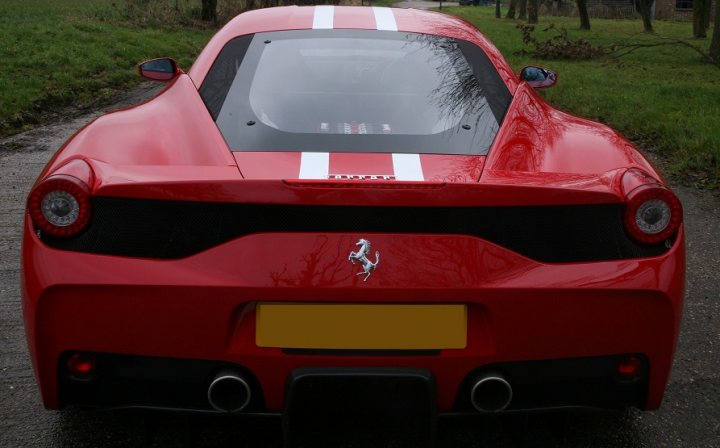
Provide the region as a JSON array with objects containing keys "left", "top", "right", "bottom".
[
  {"left": 56, "top": 353, "right": 650, "bottom": 414},
  {"left": 21, "top": 217, "right": 685, "bottom": 412}
]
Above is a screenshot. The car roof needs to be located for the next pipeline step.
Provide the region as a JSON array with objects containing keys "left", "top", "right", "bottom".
[{"left": 187, "top": 6, "right": 518, "bottom": 91}]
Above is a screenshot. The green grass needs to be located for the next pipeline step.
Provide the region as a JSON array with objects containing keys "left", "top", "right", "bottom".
[
  {"left": 0, "top": 0, "right": 216, "bottom": 135},
  {"left": 444, "top": 6, "right": 720, "bottom": 186}
]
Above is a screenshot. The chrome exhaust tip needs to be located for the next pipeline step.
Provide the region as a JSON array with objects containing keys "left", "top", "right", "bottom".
[
  {"left": 207, "top": 369, "right": 251, "bottom": 413},
  {"left": 470, "top": 373, "right": 513, "bottom": 412}
]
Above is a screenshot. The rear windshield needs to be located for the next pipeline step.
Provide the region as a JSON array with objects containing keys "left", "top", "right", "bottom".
[{"left": 200, "top": 29, "right": 511, "bottom": 155}]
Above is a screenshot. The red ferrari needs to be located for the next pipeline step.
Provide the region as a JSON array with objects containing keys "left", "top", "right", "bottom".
[{"left": 22, "top": 5, "right": 684, "bottom": 423}]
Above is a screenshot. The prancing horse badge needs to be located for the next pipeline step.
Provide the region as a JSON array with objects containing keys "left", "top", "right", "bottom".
[{"left": 348, "top": 239, "right": 380, "bottom": 282}]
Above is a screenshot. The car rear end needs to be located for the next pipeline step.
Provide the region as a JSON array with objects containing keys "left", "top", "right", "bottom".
[
  {"left": 22, "top": 167, "right": 685, "bottom": 414},
  {"left": 21, "top": 5, "right": 685, "bottom": 421}
]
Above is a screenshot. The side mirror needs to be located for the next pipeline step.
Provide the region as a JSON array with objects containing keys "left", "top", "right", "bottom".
[
  {"left": 138, "top": 57, "right": 180, "bottom": 82},
  {"left": 520, "top": 66, "right": 557, "bottom": 89}
]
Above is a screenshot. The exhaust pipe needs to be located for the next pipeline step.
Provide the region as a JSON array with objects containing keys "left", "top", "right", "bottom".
[
  {"left": 207, "top": 369, "right": 251, "bottom": 413},
  {"left": 470, "top": 372, "right": 513, "bottom": 412}
]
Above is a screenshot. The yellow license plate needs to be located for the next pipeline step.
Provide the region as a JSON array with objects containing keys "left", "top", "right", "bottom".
[{"left": 256, "top": 303, "right": 466, "bottom": 350}]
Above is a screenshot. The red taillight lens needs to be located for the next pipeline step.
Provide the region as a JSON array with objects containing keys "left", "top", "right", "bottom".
[
  {"left": 622, "top": 170, "right": 682, "bottom": 245},
  {"left": 617, "top": 356, "right": 642, "bottom": 380},
  {"left": 28, "top": 174, "right": 92, "bottom": 237},
  {"left": 66, "top": 352, "right": 96, "bottom": 380}
]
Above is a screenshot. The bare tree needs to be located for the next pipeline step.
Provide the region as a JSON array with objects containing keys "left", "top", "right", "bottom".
[
  {"left": 694, "top": 0, "right": 707, "bottom": 37},
  {"left": 518, "top": 0, "right": 528, "bottom": 20},
  {"left": 528, "top": 0, "right": 538, "bottom": 24},
  {"left": 201, "top": 0, "right": 217, "bottom": 22},
  {"left": 577, "top": 0, "right": 591, "bottom": 30},
  {"left": 711, "top": 0, "right": 720, "bottom": 62},
  {"left": 634, "top": 0, "right": 654, "bottom": 32},
  {"left": 506, "top": 0, "right": 518, "bottom": 18},
  {"left": 703, "top": 0, "right": 712, "bottom": 29},
  {"left": 496, "top": 0, "right": 502, "bottom": 18}
]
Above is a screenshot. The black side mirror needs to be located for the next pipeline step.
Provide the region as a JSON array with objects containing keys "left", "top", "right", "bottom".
[
  {"left": 520, "top": 66, "right": 558, "bottom": 89},
  {"left": 138, "top": 57, "right": 180, "bottom": 82}
]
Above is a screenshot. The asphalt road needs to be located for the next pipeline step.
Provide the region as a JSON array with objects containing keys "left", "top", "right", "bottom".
[{"left": 1, "top": 83, "right": 718, "bottom": 448}]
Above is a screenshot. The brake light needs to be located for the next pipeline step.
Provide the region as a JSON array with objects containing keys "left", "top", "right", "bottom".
[
  {"left": 28, "top": 174, "right": 92, "bottom": 237},
  {"left": 617, "top": 356, "right": 642, "bottom": 380},
  {"left": 66, "top": 352, "right": 96, "bottom": 380},
  {"left": 622, "top": 169, "right": 682, "bottom": 244}
]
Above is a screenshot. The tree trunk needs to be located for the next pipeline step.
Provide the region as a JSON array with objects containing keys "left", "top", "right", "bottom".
[
  {"left": 694, "top": 0, "right": 707, "bottom": 37},
  {"left": 496, "top": 0, "right": 502, "bottom": 18},
  {"left": 518, "top": 0, "right": 528, "bottom": 20},
  {"left": 528, "top": 0, "right": 538, "bottom": 24},
  {"left": 634, "top": 0, "right": 653, "bottom": 32},
  {"left": 506, "top": 0, "right": 517, "bottom": 18},
  {"left": 703, "top": 0, "right": 712, "bottom": 29},
  {"left": 577, "top": 0, "right": 591, "bottom": 30},
  {"left": 201, "top": 0, "right": 217, "bottom": 22},
  {"left": 710, "top": 0, "right": 720, "bottom": 62}
]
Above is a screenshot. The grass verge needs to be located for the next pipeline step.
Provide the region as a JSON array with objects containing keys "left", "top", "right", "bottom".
[
  {"left": 0, "top": 0, "right": 217, "bottom": 136},
  {"left": 446, "top": 6, "right": 720, "bottom": 187}
]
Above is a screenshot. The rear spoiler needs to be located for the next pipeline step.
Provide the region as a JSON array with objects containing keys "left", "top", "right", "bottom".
[{"left": 86, "top": 161, "right": 626, "bottom": 207}]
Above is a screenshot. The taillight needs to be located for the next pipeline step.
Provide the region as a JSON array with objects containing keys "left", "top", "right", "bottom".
[
  {"left": 66, "top": 352, "right": 97, "bottom": 380},
  {"left": 622, "top": 169, "right": 682, "bottom": 244},
  {"left": 28, "top": 174, "right": 92, "bottom": 237},
  {"left": 616, "top": 355, "right": 643, "bottom": 381}
]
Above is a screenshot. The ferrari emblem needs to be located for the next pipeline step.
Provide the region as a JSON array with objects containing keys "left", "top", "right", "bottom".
[{"left": 348, "top": 239, "right": 380, "bottom": 282}]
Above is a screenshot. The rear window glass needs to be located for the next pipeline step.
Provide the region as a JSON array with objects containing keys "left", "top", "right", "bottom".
[{"left": 200, "top": 29, "right": 511, "bottom": 155}]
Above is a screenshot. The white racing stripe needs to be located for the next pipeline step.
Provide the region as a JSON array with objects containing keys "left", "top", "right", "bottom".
[
  {"left": 392, "top": 154, "right": 424, "bottom": 181},
  {"left": 373, "top": 7, "right": 397, "bottom": 31},
  {"left": 313, "top": 5, "right": 334, "bottom": 29},
  {"left": 299, "top": 152, "right": 330, "bottom": 179}
]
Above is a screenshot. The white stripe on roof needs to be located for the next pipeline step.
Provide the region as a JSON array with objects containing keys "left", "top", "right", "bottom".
[
  {"left": 373, "top": 7, "right": 397, "bottom": 31},
  {"left": 313, "top": 5, "right": 334, "bottom": 29}
]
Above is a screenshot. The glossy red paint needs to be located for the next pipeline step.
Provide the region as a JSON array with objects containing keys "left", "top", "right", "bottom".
[
  {"left": 21, "top": 6, "right": 685, "bottom": 416},
  {"left": 22, "top": 217, "right": 685, "bottom": 410},
  {"left": 485, "top": 84, "right": 659, "bottom": 176},
  {"left": 88, "top": 174, "right": 625, "bottom": 206},
  {"left": 41, "top": 75, "right": 237, "bottom": 177}
]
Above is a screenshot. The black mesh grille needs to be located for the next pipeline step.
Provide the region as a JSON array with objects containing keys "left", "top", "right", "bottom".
[{"left": 40, "top": 197, "right": 670, "bottom": 262}]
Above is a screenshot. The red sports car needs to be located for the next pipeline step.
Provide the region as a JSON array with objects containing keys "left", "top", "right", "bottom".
[{"left": 22, "top": 5, "right": 684, "bottom": 424}]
